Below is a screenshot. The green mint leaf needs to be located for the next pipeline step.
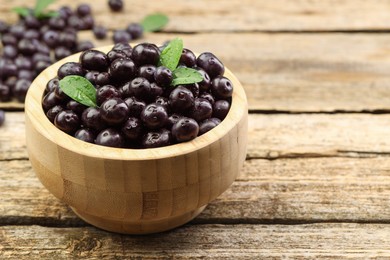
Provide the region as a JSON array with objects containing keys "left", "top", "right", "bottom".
[
  {"left": 34, "top": 0, "right": 56, "bottom": 17},
  {"left": 12, "top": 7, "right": 31, "bottom": 17},
  {"left": 141, "top": 13, "right": 169, "bottom": 32},
  {"left": 171, "top": 67, "right": 203, "bottom": 86},
  {"left": 159, "top": 38, "right": 183, "bottom": 71},
  {"left": 36, "top": 10, "right": 59, "bottom": 19},
  {"left": 59, "top": 76, "right": 97, "bottom": 108}
]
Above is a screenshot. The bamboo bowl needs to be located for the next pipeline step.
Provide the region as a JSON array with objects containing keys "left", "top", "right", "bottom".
[{"left": 25, "top": 46, "right": 248, "bottom": 234}]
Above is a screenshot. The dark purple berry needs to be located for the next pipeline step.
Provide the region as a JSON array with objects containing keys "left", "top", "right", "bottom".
[
  {"left": 58, "top": 62, "right": 84, "bottom": 79},
  {"left": 169, "top": 86, "right": 195, "bottom": 112},
  {"left": 142, "top": 129, "right": 171, "bottom": 148},
  {"left": 46, "top": 105, "right": 64, "bottom": 123},
  {"left": 189, "top": 98, "right": 213, "bottom": 122},
  {"left": 9, "top": 25, "right": 25, "bottom": 39},
  {"left": 124, "top": 96, "right": 145, "bottom": 117},
  {"left": 13, "top": 79, "right": 31, "bottom": 102},
  {"left": 42, "top": 30, "right": 59, "bottom": 48},
  {"left": 3, "top": 45, "right": 18, "bottom": 59},
  {"left": 179, "top": 48, "right": 196, "bottom": 67},
  {"left": 54, "top": 46, "right": 72, "bottom": 61},
  {"left": 35, "top": 60, "right": 52, "bottom": 74},
  {"left": 121, "top": 117, "right": 143, "bottom": 141},
  {"left": 77, "top": 41, "right": 94, "bottom": 52},
  {"left": 112, "top": 43, "right": 132, "bottom": 57},
  {"left": 54, "top": 84, "right": 70, "bottom": 102},
  {"left": 195, "top": 68, "right": 211, "bottom": 91},
  {"left": 24, "top": 29, "right": 40, "bottom": 39},
  {"left": 213, "top": 100, "right": 230, "bottom": 120},
  {"left": 1, "top": 34, "right": 17, "bottom": 46},
  {"left": 107, "top": 49, "right": 128, "bottom": 63},
  {"left": 150, "top": 83, "right": 164, "bottom": 99},
  {"left": 80, "top": 50, "right": 109, "bottom": 71},
  {"left": 32, "top": 53, "right": 52, "bottom": 65},
  {"left": 196, "top": 52, "right": 225, "bottom": 79},
  {"left": 54, "top": 110, "right": 80, "bottom": 134},
  {"left": 0, "top": 21, "right": 8, "bottom": 34},
  {"left": 154, "top": 66, "right": 173, "bottom": 87},
  {"left": 74, "top": 128, "right": 95, "bottom": 143},
  {"left": 66, "top": 100, "right": 88, "bottom": 115},
  {"left": 95, "top": 128, "right": 124, "bottom": 148},
  {"left": 77, "top": 4, "right": 92, "bottom": 17},
  {"left": 48, "top": 17, "right": 66, "bottom": 30},
  {"left": 108, "top": 0, "right": 124, "bottom": 12},
  {"left": 45, "top": 78, "right": 59, "bottom": 93},
  {"left": 154, "top": 96, "right": 169, "bottom": 111},
  {"left": 81, "top": 16, "right": 94, "bottom": 30},
  {"left": 211, "top": 76, "right": 233, "bottom": 100},
  {"left": 93, "top": 25, "right": 107, "bottom": 39},
  {"left": 95, "top": 72, "right": 110, "bottom": 86},
  {"left": 199, "top": 118, "right": 221, "bottom": 135},
  {"left": 81, "top": 107, "right": 106, "bottom": 131},
  {"left": 126, "top": 23, "right": 143, "bottom": 39},
  {"left": 108, "top": 58, "right": 136, "bottom": 83},
  {"left": 167, "top": 113, "right": 183, "bottom": 128},
  {"left": 96, "top": 85, "right": 121, "bottom": 105},
  {"left": 67, "top": 15, "right": 83, "bottom": 30},
  {"left": 100, "top": 97, "right": 129, "bottom": 125},
  {"left": 131, "top": 43, "right": 160, "bottom": 66},
  {"left": 0, "top": 83, "right": 12, "bottom": 102},
  {"left": 140, "top": 103, "right": 168, "bottom": 129},
  {"left": 171, "top": 117, "right": 199, "bottom": 143},
  {"left": 0, "top": 59, "right": 17, "bottom": 79},
  {"left": 128, "top": 77, "right": 152, "bottom": 101},
  {"left": 139, "top": 65, "right": 156, "bottom": 82},
  {"left": 18, "top": 70, "right": 35, "bottom": 81},
  {"left": 58, "top": 6, "right": 73, "bottom": 19},
  {"left": 24, "top": 15, "right": 40, "bottom": 29},
  {"left": 15, "top": 57, "right": 32, "bottom": 71},
  {"left": 59, "top": 32, "right": 77, "bottom": 49},
  {"left": 199, "top": 92, "right": 215, "bottom": 105},
  {"left": 113, "top": 30, "right": 131, "bottom": 44}
]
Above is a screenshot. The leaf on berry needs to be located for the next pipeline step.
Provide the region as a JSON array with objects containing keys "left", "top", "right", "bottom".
[
  {"left": 141, "top": 13, "right": 169, "bottom": 32},
  {"left": 159, "top": 38, "right": 183, "bottom": 71},
  {"left": 171, "top": 67, "right": 203, "bottom": 86},
  {"left": 59, "top": 76, "right": 97, "bottom": 108},
  {"left": 12, "top": 7, "right": 31, "bottom": 17}
]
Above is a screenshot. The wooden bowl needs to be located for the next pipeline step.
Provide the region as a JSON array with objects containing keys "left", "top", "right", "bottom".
[{"left": 25, "top": 46, "right": 248, "bottom": 234}]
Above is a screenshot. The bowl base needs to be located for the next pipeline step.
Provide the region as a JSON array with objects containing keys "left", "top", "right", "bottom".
[{"left": 70, "top": 205, "right": 207, "bottom": 235}]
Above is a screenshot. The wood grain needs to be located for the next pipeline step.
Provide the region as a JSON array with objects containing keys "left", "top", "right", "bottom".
[
  {"left": 5, "top": 112, "right": 390, "bottom": 161},
  {"left": 3, "top": 0, "right": 390, "bottom": 32},
  {"left": 1, "top": 224, "right": 390, "bottom": 259},
  {"left": 4, "top": 32, "right": 390, "bottom": 112},
  {"left": 2, "top": 157, "right": 390, "bottom": 225}
]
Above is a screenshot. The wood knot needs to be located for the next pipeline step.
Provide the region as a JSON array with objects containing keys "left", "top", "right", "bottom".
[{"left": 68, "top": 233, "right": 102, "bottom": 256}]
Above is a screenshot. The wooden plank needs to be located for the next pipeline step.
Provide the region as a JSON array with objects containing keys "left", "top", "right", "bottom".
[
  {"left": 3, "top": 0, "right": 390, "bottom": 32},
  {"left": 2, "top": 157, "right": 390, "bottom": 225},
  {"left": 1, "top": 224, "right": 390, "bottom": 258},
  {"left": 6, "top": 112, "right": 390, "bottom": 160},
  {"left": 4, "top": 32, "right": 390, "bottom": 112}
]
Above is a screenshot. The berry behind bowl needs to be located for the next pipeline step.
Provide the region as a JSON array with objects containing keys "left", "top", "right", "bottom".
[{"left": 24, "top": 45, "right": 248, "bottom": 234}]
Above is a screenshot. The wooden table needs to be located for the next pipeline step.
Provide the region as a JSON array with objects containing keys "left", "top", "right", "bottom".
[{"left": 2, "top": 0, "right": 390, "bottom": 258}]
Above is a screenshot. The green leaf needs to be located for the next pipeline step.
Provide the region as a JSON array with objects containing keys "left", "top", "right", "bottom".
[
  {"left": 34, "top": 0, "right": 56, "bottom": 16},
  {"left": 141, "top": 13, "right": 169, "bottom": 32},
  {"left": 59, "top": 76, "right": 97, "bottom": 108},
  {"left": 172, "top": 67, "right": 204, "bottom": 86},
  {"left": 159, "top": 38, "right": 183, "bottom": 71},
  {"left": 12, "top": 7, "right": 31, "bottom": 17},
  {"left": 36, "top": 10, "right": 59, "bottom": 19}
]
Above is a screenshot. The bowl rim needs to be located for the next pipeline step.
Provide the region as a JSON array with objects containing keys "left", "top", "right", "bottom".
[{"left": 25, "top": 45, "right": 248, "bottom": 161}]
